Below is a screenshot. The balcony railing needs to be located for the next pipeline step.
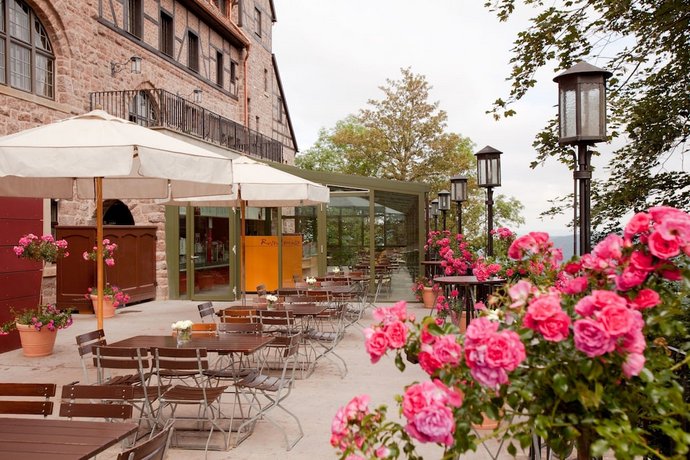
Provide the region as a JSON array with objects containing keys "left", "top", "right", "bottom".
[{"left": 90, "top": 89, "right": 284, "bottom": 163}]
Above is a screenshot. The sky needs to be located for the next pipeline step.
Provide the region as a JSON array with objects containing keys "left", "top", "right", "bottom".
[{"left": 271, "top": 0, "right": 610, "bottom": 237}]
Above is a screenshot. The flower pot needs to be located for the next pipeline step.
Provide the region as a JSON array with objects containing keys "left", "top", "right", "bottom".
[
  {"left": 16, "top": 323, "right": 58, "bottom": 357},
  {"left": 450, "top": 310, "right": 468, "bottom": 334},
  {"left": 89, "top": 295, "right": 116, "bottom": 318},
  {"left": 421, "top": 286, "right": 438, "bottom": 309}
]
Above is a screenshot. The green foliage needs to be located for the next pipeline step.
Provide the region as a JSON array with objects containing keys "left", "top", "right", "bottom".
[
  {"left": 485, "top": 0, "right": 690, "bottom": 230},
  {"left": 296, "top": 68, "right": 525, "bottom": 242}
]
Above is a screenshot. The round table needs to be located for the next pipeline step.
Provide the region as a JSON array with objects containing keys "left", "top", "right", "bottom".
[{"left": 433, "top": 276, "right": 506, "bottom": 328}]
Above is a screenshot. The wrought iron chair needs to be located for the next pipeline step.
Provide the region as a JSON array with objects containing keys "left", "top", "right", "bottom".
[{"left": 197, "top": 301, "right": 217, "bottom": 324}]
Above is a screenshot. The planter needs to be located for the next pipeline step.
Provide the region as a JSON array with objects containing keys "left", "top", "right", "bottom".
[
  {"left": 174, "top": 328, "right": 192, "bottom": 346},
  {"left": 16, "top": 323, "right": 58, "bottom": 357},
  {"left": 421, "top": 286, "right": 438, "bottom": 309},
  {"left": 89, "top": 295, "right": 116, "bottom": 318},
  {"left": 450, "top": 309, "right": 468, "bottom": 334}
]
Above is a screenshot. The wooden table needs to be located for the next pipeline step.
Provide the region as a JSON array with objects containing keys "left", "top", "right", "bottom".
[
  {"left": 434, "top": 276, "right": 506, "bottom": 328},
  {"left": 0, "top": 417, "right": 138, "bottom": 460},
  {"left": 109, "top": 334, "right": 274, "bottom": 354},
  {"left": 221, "top": 303, "right": 327, "bottom": 317}
]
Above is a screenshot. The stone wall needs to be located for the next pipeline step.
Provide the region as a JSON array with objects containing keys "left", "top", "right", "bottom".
[{"left": 1, "top": 0, "right": 298, "bottom": 301}]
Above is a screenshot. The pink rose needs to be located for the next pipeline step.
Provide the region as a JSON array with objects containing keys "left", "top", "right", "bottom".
[
  {"left": 559, "top": 275, "right": 588, "bottom": 295},
  {"left": 597, "top": 304, "right": 635, "bottom": 337},
  {"left": 508, "top": 234, "right": 537, "bottom": 259},
  {"left": 405, "top": 405, "right": 456, "bottom": 446},
  {"left": 615, "top": 266, "right": 648, "bottom": 291},
  {"left": 431, "top": 334, "right": 462, "bottom": 368},
  {"left": 630, "top": 288, "right": 661, "bottom": 310},
  {"left": 465, "top": 316, "right": 499, "bottom": 342},
  {"left": 576, "top": 290, "right": 627, "bottom": 317},
  {"left": 363, "top": 328, "right": 389, "bottom": 363},
  {"left": 661, "top": 268, "right": 682, "bottom": 281},
  {"left": 622, "top": 352, "right": 646, "bottom": 378},
  {"left": 624, "top": 212, "right": 651, "bottom": 241},
  {"left": 524, "top": 292, "right": 563, "bottom": 326},
  {"left": 619, "top": 327, "right": 646, "bottom": 354},
  {"left": 573, "top": 319, "right": 614, "bottom": 357},
  {"left": 593, "top": 234, "right": 624, "bottom": 261},
  {"left": 373, "top": 300, "right": 408, "bottom": 324},
  {"left": 402, "top": 380, "right": 462, "bottom": 419},
  {"left": 418, "top": 349, "right": 443, "bottom": 375},
  {"left": 470, "top": 365, "right": 509, "bottom": 389},
  {"left": 629, "top": 250, "right": 656, "bottom": 272},
  {"left": 536, "top": 310, "right": 571, "bottom": 342},
  {"left": 508, "top": 280, "right": 534, "bottom": 308},
  {"left": 648, "top": 231, "right": 680, "bottom": 259},
  {"left": 384, "top": 321, "right": 407, "bottom": 349}
]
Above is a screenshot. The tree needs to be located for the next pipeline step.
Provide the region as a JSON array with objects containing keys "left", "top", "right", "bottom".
[
  {"left": 485, "top": 0, "right": 690, "bottom": 233},
  {"left": 296, "top": 68, "right": 525, "bottom": 242}
]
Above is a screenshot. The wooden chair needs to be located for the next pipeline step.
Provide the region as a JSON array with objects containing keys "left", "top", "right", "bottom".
[
  {"left": 233, "top": 334, "right": 304, "bottom": 450},
  {"left": 117, "top": 419, "right": 174, "bottom": 460},
  {"left": 75, "top": 329, "right": 108, "bottom": 384},
  {"left": 219, "top": 308, "right": 257, "bottom": 324},
  {"left": 59, "top": 384, "right": 134, "bottom": 420},
  {"left": 152, "top": 347, "right": 230, "bottom": 452},
  {"left": 0, "top": 382, "right": 56, "bottom": 417},
  {"left": 197, "top": 301, "right": 216, "bottom": 324},
  {"left": 92, "top": 346, "right": 161, "bottom": 430},
  {"left": 191, "top": 322, "right": 217, "bottom": 336}
]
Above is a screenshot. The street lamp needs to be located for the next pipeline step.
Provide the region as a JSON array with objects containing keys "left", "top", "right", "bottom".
[
  {"left": 475, "top": 146, "right": 502, "bottom": 257},
  {"left": 438, "top": 190, "right": 451, "bottom": 231},
  {"left": 430, "top": 199, "right": 439, "bottom": 231},
  {"left": 450, "top": 175, "right": 468, "bottom": 235},
  {"left": 553, "top": 61, "right": 612, "bottom": 255}
]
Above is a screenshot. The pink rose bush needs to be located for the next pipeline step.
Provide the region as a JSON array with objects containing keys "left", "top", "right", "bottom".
[
  {"left": 334, "top": 206, "right": 690, "bottom": 460},
  {"left": 425, "top": 230, "right": 475, "bottom": 276}
]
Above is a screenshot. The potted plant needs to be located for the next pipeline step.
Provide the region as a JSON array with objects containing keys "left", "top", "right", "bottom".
[
  {"left": 171, "top": 320, "right": 194, "bottom": 345},
  {"left": 333, "top": 206, "right": 690, "bottom": 459},
  {"left": 0, "top": 304, "right": 73, "bottom": 357},
  {"left": 84, "top": 284, "right": 131, "bottom": 318},
  {"left": 13, "top": 233, "right": 70, "bottom": 302},
  {"left": 411, "top": 276, "right": 440, "bottom": 309},
  {"left": 83, "top": 239, "right": 128, "bottom": 316}
]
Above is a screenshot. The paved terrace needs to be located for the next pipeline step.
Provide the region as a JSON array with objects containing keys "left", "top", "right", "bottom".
[{"left": 0, "top": 297, "right": 524, "bottom": 460}]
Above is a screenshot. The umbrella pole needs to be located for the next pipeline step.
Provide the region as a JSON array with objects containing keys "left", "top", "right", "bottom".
[{"left": 96, "top": 178, "right": 104, "bottom": 330}]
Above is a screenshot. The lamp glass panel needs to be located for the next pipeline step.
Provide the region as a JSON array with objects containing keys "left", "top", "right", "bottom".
[
  {"left": 560, "top": 87, "right": 577, "bottom": 139},
  {"left": 579, "top": 82, "right": 602, "bottom": 137},
  {"left": 477, "top": 161, "right": 487, "bottom": 186}
]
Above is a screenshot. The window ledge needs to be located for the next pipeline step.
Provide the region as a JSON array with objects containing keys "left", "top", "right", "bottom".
[{"left": 0, "top": 85, "right": 74, "bottom": 115}]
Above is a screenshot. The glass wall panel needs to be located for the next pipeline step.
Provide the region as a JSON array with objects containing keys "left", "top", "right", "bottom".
[
  {"left": 373, "top": 190, "right": 419, "bottom": 278},
  {"left": 327, "top": 194, "right": 370, "bottom": 269}
]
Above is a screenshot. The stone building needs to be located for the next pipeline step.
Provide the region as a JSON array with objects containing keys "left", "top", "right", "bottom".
[{"left": 0, "top": 0, "right": 298, "bottom": 303}]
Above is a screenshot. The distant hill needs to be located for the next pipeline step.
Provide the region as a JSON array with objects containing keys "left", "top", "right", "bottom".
[{"left": 550, "top": 234, "right": 576, "bottom": 262}]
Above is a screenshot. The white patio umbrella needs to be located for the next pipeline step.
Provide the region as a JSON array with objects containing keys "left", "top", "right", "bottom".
[
  {"left": 164, "top": 155, "right": 330, "bottom": 300},
  {"left": 0, "top": 110, "right": 234, "bottom": 329}
]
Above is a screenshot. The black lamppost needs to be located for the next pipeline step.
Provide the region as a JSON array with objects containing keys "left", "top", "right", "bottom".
[
  {"left": 475, "top": 146, "right": 502, "bottom": 257},
  {"left": 430, "top": 199, "right": 439, "bottom": 231},
  {"left": 438, "top": 190, "right": 451, "bottom": 231},
  {"left": 450, "top": 175, "right": 468, "bottom": 235},
  {"left": 554, "top": 61, "right": 612, "bottom": 255}
]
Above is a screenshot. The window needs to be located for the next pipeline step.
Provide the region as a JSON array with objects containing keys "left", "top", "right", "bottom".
[
  {"left": 212, "top": 0, "right": 227, "bottom": 16},
  {"left": 275, "top": 96, "right": 283, "bottom": 123},
  {"left": 0, "top": 0, "right": 55, "bottom": 98},
  {"left": 215, "top": 50, "right": 223, "bottom": 87},
  {"left": 124, "top": 0, "right": 142, "bottom": 38},
  {"left": 254, "top": 7, "right": 261, "bottom": 37},
  {"left": 263, "top": 68, "right": 268, "bottom": 92},
  {"left": 160, "top": 11, "right": 173, "bottom": 56},
  {"left": 187, "top": 31, "right": 199, "bottom": 72},
  {"left": 229, "top": 60, "right": 238, "bottom": 95}
]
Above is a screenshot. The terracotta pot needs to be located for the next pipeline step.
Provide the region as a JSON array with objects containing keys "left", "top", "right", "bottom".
[
  {"left": 450, "top": 310, "right": 468, "bottom": 334},
  {"left": 421, "top": 286, "right": 438, "bottom": 309},
  {"left": 89, "top": 294, "right": 116, "bottom": 318},
  {"left": 16, "top": 323, "right": 58, "bottom": 357}
]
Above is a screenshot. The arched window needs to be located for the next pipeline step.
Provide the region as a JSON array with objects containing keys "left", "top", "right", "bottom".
[
  {"left": 128, "top": 90, "right": 157, "bottom": 126},
  {"left": 0, "top": 0, "right": 55, "bottom": 98}
]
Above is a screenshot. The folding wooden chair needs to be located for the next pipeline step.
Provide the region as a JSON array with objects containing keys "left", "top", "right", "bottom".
[
  {"left": 75, "top": 329, "right": 108, "bottom": 384},
  {"left": 117, "top": 419, "right": 174, "bottom": 460},
  {"left": 197, "top": 302, "right": 216, "bottom": 323},
  {"left": 153, "top": 347, "right": 230, "bottom": 452},
  {"left": 0, "top": 382, "right": 56, "bottom": 417},
  {"left": 59, "top": 384, "right": 134, "bottom": 420},
  {"left": 233, "top": 334, "right": 304, "bottom": 450},
  {"left": 92, "top": 346, "right": 162, "bottom": 432}
]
